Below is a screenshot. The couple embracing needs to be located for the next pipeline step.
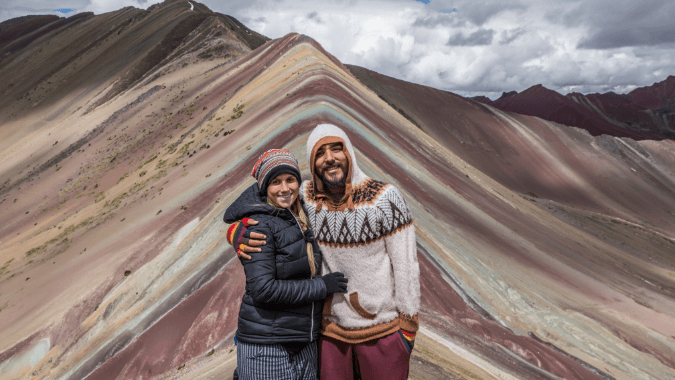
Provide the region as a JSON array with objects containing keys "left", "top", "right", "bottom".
[{"left": 224, "top": 124, "right": 420, "bottom": 379}]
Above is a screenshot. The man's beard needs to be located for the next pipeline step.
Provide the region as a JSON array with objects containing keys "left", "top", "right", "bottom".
[
  {"left": 322, "top": 175, "right": 346, "bottom": 189},
  {"left": 319, "top": 163, "right": 347, "bottom": 189}
]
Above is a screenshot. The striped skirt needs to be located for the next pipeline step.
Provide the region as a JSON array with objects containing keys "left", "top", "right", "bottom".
[{"left": 236, "top": 341, "right": 318, "bottom": 380}]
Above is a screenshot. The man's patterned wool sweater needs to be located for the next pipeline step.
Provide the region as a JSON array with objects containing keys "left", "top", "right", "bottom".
[{"left": 300, "top": 124, "right": 420, "bottom": 344}]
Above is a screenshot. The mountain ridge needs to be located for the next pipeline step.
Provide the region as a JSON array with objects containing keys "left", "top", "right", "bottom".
[{"left": 474, "top": 77, "right": 675, "bottom": 140}]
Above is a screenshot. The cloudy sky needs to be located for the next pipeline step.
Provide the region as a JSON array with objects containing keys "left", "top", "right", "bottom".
[{"left": 2, "top": 0, "right": 675, "bottom": 99}]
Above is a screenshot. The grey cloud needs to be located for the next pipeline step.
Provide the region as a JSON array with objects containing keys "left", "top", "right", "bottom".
[
  {"left": 452, "top": 0, "right": 526, "bottom": 26},
  {"left": 543, "top": 2, "right": 584, "bottom": 27},
  {"left": 579, "top": 26, "right": 675, "bottom": 49},
  {"left": 306, "top": 11, "right": 323, "bottom": 23},
  {"left": 447, "top": 29, "right": 495, "bottom": 46},
  {"left": 549, "top": 0, "right": 675, "bottom": 49},
  {"left": 412, "top": 0, "right": 525, "bottom": 28},
  {"left": 498, "top": 28, "right": 526, "bottom": 45},
  {"left": 411, "top": 13, "right": 465, "bottom": 28}
]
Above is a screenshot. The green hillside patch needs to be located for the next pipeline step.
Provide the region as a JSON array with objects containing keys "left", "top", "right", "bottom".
[
  {"left": 94, "top": 192, "right": 106, "bottom": 203},
  {"left": 25, "top": 217, "right": 94, "bottom": 259}
]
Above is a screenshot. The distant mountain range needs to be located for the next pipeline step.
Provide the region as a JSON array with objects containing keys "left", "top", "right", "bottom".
[{"left": 471, "top": 77, "right": 675, "bottom": 140}]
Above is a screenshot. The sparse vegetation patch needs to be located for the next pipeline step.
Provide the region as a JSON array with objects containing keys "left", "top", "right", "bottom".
[
  {"left": 0, "top": 259, "right": 14, "bottom": 276},
  {"left": 226, "top": 103, "right": 244, "bottom": 121}
]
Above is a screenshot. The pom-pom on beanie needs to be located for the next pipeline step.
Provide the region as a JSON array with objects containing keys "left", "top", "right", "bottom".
[{"left": 251, "top": 149, "right": 301, "bottom": 196}]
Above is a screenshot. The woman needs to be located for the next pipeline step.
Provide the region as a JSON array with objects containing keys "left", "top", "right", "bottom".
[{"left": 224, "top": 149, "right": 348, "bottom": 380}]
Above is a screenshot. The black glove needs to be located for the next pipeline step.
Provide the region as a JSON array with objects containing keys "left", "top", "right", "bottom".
[{"left": 321, "top": 272, "right": 348, "bottom": 294}]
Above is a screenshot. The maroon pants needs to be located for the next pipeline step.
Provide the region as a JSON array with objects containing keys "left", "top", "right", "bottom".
[{"left": 319, "top": 331, "right": 412, "bottom": 380}]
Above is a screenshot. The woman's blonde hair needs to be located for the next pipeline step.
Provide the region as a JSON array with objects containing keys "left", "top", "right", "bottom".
[{"left": 266, "top": 197, "right": 317, "bottom": 278}]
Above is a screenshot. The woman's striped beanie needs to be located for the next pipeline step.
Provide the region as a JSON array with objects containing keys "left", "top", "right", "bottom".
[{"left": 251, "top": 149, "right": 301, "bottom": 195}]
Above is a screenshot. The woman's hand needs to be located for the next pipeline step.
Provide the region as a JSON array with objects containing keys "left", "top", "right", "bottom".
[{"left": 321, "top": 272, "right": 349, "bottom": 294}]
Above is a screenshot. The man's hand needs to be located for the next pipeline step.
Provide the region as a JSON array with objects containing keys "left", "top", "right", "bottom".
[{"left": 226, "top": 218, "right": 267, "bottom": 260}]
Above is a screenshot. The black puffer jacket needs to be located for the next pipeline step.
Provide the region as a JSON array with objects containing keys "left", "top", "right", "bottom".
[{"left": 224, "top": 183, "right": 326, "bottom": 344}]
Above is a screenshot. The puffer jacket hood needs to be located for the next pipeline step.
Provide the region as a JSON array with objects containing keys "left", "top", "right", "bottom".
[{"left": 223, "top": 182, "right": 274, "bottom": 223}]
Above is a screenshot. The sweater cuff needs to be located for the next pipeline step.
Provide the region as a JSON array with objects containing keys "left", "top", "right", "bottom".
[{"left": 399, "top": 313, "right": 419, "bottom": 333}]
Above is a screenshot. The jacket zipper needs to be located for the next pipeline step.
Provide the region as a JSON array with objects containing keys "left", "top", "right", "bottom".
[
  {"left": 310, "top": 302, "right": 315, "bottom": 342},
  {"left": 288, "top": 208, "right": 315, "bottom": 342}
]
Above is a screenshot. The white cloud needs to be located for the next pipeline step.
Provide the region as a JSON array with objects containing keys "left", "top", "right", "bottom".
[{"left": 227, "top": 0, "right": 675, "bottom": 97}]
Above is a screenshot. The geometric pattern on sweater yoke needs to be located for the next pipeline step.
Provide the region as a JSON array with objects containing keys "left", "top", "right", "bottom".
[{"left": 302, "top": 178, "right": 413, "bottom": 247}]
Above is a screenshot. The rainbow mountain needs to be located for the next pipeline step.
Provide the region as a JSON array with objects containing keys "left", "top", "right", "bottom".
[{"left": 1, "top": 1, "right": 674, "bottom": 379}]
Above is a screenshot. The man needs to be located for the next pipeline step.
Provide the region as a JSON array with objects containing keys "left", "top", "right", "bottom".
[{"left": 227, "top": 124, "right": 420, "bottom": 379}]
